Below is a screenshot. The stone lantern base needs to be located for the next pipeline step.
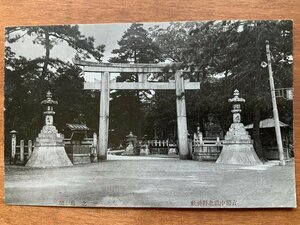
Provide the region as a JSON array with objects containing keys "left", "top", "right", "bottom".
[
  {"left": 216, "top": 123, "right": 262, "bottom": 165},
  {"left": 26, "top": 125, "right": 73, "bottom": 168},
  {"left": 122, "top": 142, "right": 135, "bottom": 156}
]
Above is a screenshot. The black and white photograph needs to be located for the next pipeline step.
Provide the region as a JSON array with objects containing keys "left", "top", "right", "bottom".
[{"left": 4, "top": 20, "right": 296, "bottom": 208}]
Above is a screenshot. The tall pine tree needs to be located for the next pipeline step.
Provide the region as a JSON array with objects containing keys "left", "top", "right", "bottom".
[{"left": 109, "top": 23, "right": 162, "bottom": 145}]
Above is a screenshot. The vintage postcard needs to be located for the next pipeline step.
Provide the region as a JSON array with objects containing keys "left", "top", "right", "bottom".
[{"left": 4, "top": 20, "right": 296, "bottom": 208}]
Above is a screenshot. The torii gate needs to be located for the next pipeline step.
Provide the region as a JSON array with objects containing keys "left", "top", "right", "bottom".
[{"left": 74, "top": 59, "right": 200, "bottom": 160}]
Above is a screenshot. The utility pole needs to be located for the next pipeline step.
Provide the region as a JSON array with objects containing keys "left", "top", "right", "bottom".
[{"left": 265, "top": 40, "right": 286, "bottom": 166}]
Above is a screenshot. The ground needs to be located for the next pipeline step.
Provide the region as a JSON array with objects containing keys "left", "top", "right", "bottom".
[{"left": 4, "top": 155, "right": 297, "bottom": 208}]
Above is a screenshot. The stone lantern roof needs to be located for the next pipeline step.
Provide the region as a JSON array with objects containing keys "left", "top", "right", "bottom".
[
  {"left": 228, "top": 89, "right": 245, "bottom": 103},
  {"left": 126, "top": 131, "right": 137, "bottom": 138},
  {"left": 41, "top": 91, "right": 58, "bottom": 106}
]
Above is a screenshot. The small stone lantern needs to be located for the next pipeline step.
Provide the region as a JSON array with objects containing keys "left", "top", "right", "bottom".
[{"left": 122, "top": 132, "right": 137, "bottom": 155}]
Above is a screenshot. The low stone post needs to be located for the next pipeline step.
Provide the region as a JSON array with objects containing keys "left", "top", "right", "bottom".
[
  {"left": 199, "top": 132, "right": 203, "bottom": 146},
  {"left": 93, "top": 132, "right": 97, "bottom": 147},
  {"left": 91, "top": 132, "right": 98, "bottom": 162},
  {"left": 216, "top": 137, "right": 221, "bottom": 151},
  {"left": 27, "top": 140, "right": 33, "bottom": 160},
  {"left": 140, "top": 144, "right": 149, "bottom": 156},
  {"left": 10, "top": 130, "right": 17, "bottom": 164},
  {"left": 216, "top": 137, "right": 220, "bottom": 145},
  {"left": 20, "top": 140, "right": 25, "bottom": 163}
]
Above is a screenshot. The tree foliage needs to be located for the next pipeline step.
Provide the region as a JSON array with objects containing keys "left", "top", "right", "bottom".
[
  {"left": 6, "top": 25, "right": 105, "bottom": 82},
  {"left": 110, "top": 23, "right": 162, "bottom": 63},
  {"left": 148, "top": 20, "right": 293, "bottom": 158}
]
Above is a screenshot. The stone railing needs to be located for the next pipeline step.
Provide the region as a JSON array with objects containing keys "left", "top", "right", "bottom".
[{"left": 146, "top": 139, "right": 178, "bottom": 155}]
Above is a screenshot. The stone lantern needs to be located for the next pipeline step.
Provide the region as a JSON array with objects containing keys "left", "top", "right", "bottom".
[
  {"left": 26, "top": 91, "right": 73, "bottom": 168},
  {"left": 216, "top": 89, "right": 262, "bottom": 165},
  {"left": 122, "top": 132, "right": 138, "bottom": 156}
]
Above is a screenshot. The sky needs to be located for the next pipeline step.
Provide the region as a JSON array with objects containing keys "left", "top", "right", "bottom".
[
  {"left": 7, "top": 22, "right": 170, "bottom": 62},
  {"left": 7, "top": 22, "right": 170, "bottom": 81}
]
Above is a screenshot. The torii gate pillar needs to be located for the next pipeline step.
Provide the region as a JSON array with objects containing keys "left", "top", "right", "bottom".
[
  {"left": 98, "top": 71, "right": 110, "bottom": 160},
  {"left": 175, "top": 70, "right": 189, "bottom": 159}
]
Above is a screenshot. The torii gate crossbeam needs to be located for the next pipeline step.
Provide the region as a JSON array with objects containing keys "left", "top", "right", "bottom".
[{"left": 74, "top": 59, "right": 200, "bottom": 160}]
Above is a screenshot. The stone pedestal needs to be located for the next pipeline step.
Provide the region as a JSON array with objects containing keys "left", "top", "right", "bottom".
[
  {"left": 216, "top": 123, "right": 262, "bottom": 165},
  {"left": 26, "top": 125, "right": 73, "bottom": 168},
  {"left": 193, "top": 146, "right": 221, "bottom": 161},
  {"left": 65, "top": 144, "right": 91, "bottom": 165},
  {"left": 122, "top": 142, "right": 135, "bottom": 155},
  {"left": 140, "top": 145, "right": 149, "bottom": 156},
  {"left": 168, "top": 146, "right": 177, "bottom": 155}
]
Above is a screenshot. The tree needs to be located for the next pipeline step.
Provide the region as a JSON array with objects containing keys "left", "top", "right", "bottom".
[
  {"left": 6, "top": 25, "right": 105, "bottom": 87},
  {"left": 110, "top": 23, "right": 162, "bottom": 63},
  {"left": 109, "top": 23, "right": 163, "bottom": 144}
]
